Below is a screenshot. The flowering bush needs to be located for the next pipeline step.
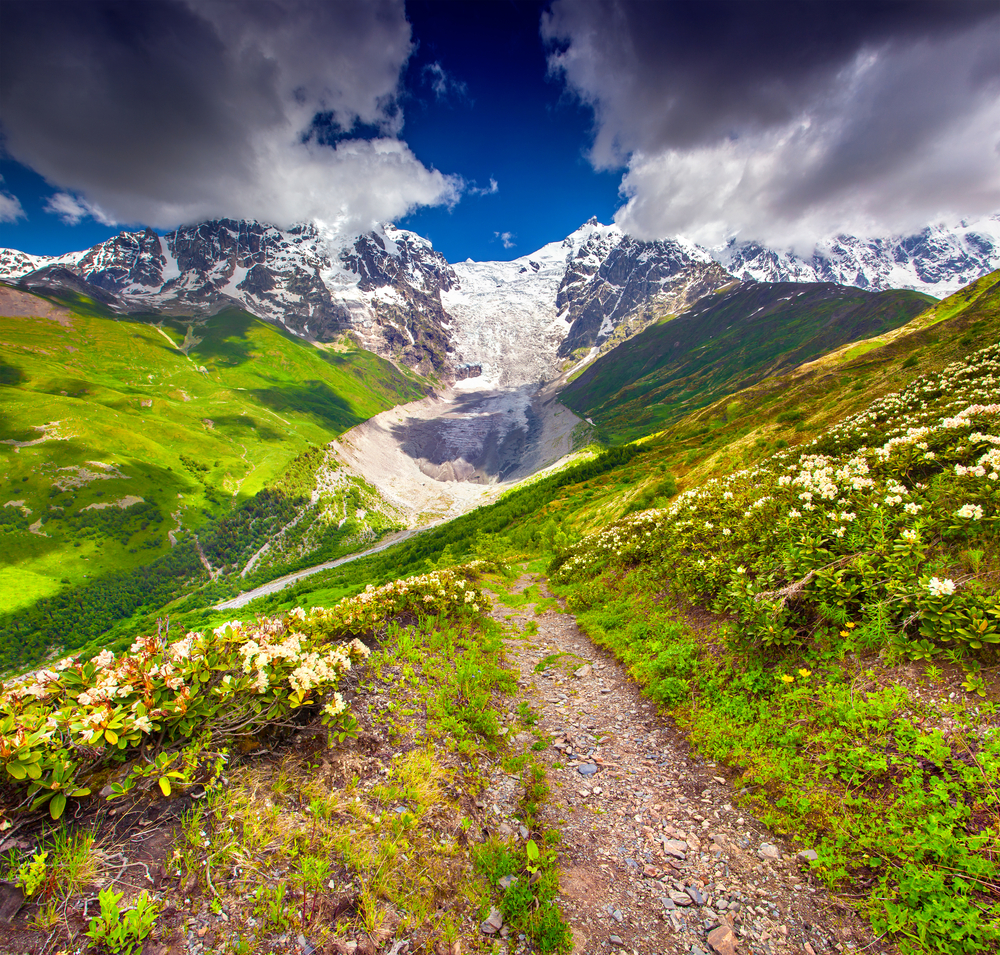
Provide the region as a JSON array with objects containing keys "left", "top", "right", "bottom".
[
  {"left": 0, "top": 561, "right": 493, "bottom": 822},
  {"left": 553, "top": 342, "right": 1000, "bottom": 660}
]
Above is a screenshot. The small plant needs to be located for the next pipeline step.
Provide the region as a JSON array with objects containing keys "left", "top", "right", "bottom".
[
  {"left": 16, "top": 850, "right": 48, "bottom": 899},
  {"left": 85, "top": 886, "right": 160, "bottom": 955},
  {"left": 525, "top": 839, "right": 541, "bottom": 876}
]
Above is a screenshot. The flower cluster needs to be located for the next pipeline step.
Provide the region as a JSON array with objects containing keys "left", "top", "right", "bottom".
[
  {"left": 553, "top": 340, "right": 1000, "bottom": 655},
  {"left": 0, "top": 608, "right": 371, "bottom": 820}
]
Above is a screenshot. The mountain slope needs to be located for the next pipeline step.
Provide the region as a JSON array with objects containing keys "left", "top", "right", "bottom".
[
  {"left": 3, "top": 214, "right": 997, "bottom": 391},
  {"left": 559, "top": 281, "right": 935, "bottom": 442},
  {"left": 0, "top": 282, "right": 428, "bottom": 619}
]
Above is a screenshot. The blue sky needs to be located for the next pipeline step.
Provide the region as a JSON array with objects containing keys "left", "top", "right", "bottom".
[{"left": 1, "top": 1, "right": 997, "bottom": 262}]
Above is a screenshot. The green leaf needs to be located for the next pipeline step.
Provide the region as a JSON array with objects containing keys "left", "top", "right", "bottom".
[
  {"left": 6, "top": 762, "right": 27, "bottom": 781},
  {"left": 49, "top": 792, "right": 67, "bottom": 820},
  {"left": 105, "top": 730, "right": 118, "bottom": 745},
  {"left": 158, "top": 776, "right": 172, "bottom": 797}
]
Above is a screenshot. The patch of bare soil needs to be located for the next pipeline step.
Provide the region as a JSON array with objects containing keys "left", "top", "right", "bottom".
[
  {"left": 488, "top": 574, "right": 894, "bottom": 955},
  {"left": 0, "top": 287, "right": 75, "bottom": 326}
]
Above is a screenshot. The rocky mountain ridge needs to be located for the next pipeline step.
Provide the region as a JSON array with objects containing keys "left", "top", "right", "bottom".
[
  {"left": 2, "top": 214, "right": 998, "bottom": 384},
  {"left": 716, "top": 215, "right": 1000, "bottom": 297}
]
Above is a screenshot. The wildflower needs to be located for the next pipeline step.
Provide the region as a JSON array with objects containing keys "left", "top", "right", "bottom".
[
  {"left": 926, "top": 577, "right": 956, "bottom": 597},
  {"left": 92, "top": 649, "right": 115, "bottom": 668},
  {"left": 780, "top": 674, "right": 794, "bottom": 683},
  {"left": 956, "top": 503, "right": 984, "bottom": 520},
  {"left": 323, "top": 693, "right": 347, "bottom": 718},
  {"left": 798, "top": 669, "right": 812, "bottom": 678},
  {"left": 901, "top": 529, "right": 919, "bottom": 544},
  {"left": 132, "top": 716, "right": 153, "bottom": 734}
]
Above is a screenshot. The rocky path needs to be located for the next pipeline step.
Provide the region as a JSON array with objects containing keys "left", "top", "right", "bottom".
[{"left": 485, "top": 574, "right": 891, "bottom": 955}]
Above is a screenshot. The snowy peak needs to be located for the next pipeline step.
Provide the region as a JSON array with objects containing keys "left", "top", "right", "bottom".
[
  {"left": 716, "top": 215, "right": 1000, "bottom": 296},
  {"left": 3, "top": 214, "right": 998, "bottom": 390},
  {"left": 555, "top": 226, "right": 731, "bottom": 358}
]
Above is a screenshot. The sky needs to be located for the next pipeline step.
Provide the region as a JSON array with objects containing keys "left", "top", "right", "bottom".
[{"left": 0, "top": 0, "right": 998, "bottom": 262}]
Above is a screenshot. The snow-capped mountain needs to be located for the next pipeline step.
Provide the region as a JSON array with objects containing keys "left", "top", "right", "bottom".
[
  {"left": 0, "top": 218, "right": 731, "bottom": 386},
  {"left": 3, "top": 214, "right": 997, "bottom": 386},
  {"left": 3, "top": 220, "right": 460, "bottom": 376},
  {"left": 443, "top": 219, "right": 731, "bottom": 388},
  {"left": 715, "top": 215, "right": 1000, "bottom": 296}
]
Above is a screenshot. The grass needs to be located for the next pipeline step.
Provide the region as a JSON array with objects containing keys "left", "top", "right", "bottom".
[
  {"left": 560, "top": 280, "right": 934, "bottom": 443},
  {"left": 0, "top": 290, "right": 427, "bottom": 608},
  {"left": 5, "top": 265, "right": 1000, "bottom": 953}
]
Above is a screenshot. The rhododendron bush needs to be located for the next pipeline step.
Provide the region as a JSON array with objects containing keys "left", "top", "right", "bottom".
[
  {"left": 0, "top": 563, "right": 490, "bottom": 822},
  {"left": 553, "top": 344, "right": 1000, "bottom": 660}
]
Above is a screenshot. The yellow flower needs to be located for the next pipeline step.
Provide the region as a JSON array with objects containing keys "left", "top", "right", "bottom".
[
  {"left": 780, "top": 674, "right": 794, "bottom": 683},
  {"left": 798, "top": 668, "right": 812, "bottom": 678},
  {"left": 845, "top": 622, "right": 856, "bottom": 629},
  {"left": 840, "top": 630, "right": 850, "bottom": 638}
]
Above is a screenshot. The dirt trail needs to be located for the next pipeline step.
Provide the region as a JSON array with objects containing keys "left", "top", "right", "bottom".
[{"left": 486, "top": 575, "right": 890, "bottom": 955}]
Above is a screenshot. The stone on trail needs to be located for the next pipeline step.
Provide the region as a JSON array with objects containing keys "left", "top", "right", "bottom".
[
  {"left": 574, "top": 664, "right": 592, "bottom": 678},
  {"left": 707, "top": 924, "right": 738, "bottom": 955},
  {"left": 758, "top": 842, "right": 782, "bottom": 861},
  {"left": 669, "top": 890, "right": 693, "bottom": 906},
  {"left": 664, "top": 838, "right": 688, "bottom": 857},
  {"left": 577, "top": 763, "right": 599, "bottom": 776},
  {"left": 797, "top": 848, "right": 819, "bottom": 862}
]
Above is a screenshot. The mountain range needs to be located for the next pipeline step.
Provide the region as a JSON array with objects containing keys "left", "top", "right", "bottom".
[{"left": 3, "top": 214, "right": 998, "bottom": 387}]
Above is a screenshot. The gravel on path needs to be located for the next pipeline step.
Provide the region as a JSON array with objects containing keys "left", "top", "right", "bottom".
[{"left": 484, "top": 574, "right": 894, "bottom": 955}]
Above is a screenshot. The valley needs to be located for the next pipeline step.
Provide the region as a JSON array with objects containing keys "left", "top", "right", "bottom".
[{"left": 1, "top": 215, "right": 999, "bottom": 955}]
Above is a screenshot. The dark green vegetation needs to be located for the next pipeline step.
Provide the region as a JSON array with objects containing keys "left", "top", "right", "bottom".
[
  {"left": 4, "top": 269, "right": 1000, "bottom": 954},
  {"left": 561, "top": 281, "right": 934, "bottom": 443},
  {"left": 0, "top": 284, "right": 426, "bottom": 669}
]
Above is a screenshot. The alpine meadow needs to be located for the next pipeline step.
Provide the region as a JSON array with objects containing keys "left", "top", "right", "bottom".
[{"left": 2, "top": 2, "right": 1000, "bottom": 955}]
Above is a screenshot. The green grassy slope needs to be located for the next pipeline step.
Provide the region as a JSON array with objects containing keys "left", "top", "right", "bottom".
[
  {"left": 559, "top": 281, "right": 935, "bottom": 443},
  {"left": 0, "top": 285, "right": 428, "bottom": 617},
  {"left": 264, "top": 273, "right": 1000, "bottom": 955}
]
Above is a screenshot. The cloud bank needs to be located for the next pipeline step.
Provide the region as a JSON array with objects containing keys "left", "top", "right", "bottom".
[
  {"left": 543, "top": 0, "right": 1000, "bottom": 247},
  {"left": 0, "top": 0, "right": 460, "bottom": 233}
]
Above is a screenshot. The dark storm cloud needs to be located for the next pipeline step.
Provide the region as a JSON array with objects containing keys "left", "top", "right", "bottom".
[
  {"left": 543, "top": 0, "right": 1000, "bottom": 245},
  {"left": 0, "top": 0, "right": 459, "bottom": 231}
]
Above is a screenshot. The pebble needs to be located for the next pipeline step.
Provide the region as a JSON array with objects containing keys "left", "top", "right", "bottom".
[
  {"left": 797, "top": 849, "right": 819, "bottom": 862},
  {"left": 685, "top": 886, "right": 705, "bottom": 906},
  {"left": 609, "top": 935, "right": 625, "bottom": 947},
  {"left": 758, "top": 843, "right": 782, "bottom": 861},
  {"left": 577, "top": 763, "right": 599, "bottom": 776},
  {"left": 481, "top": 908, "right": 503, "bottom": 935}
]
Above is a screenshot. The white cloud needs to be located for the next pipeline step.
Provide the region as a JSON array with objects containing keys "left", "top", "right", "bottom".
[
  {"left": 469, "top": 178, "right": 499, "bottom": 197},
  {"left": 423, "top": 62, "right": 470, "bottom": 103},
  {"left": 44, "top": 192, "right": 116, "bottom": 226},
  {"left": 0, "top": 177, "right": 24, "bottom": 223},
  {"left": 0, "top": 0, "right": 460, "bottom": 233},
  {"left": 544, "top": 0, "right": 1000, "bottom": 246},
  {"left": 495, "top": 231, "right": 516, "bottom": 249}
]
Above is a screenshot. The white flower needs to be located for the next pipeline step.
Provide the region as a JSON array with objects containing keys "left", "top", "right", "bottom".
[
  {"left": 956, "top": 503, "right": 984, "bottom": 520},
  {"left": 901, "top": 529, "right": 919, "bottom": 544},
  {"left": 92, "top": 649, "right": 115, "bottom": 668},
  {"left": 926, "top": 577, "right": 956, "bottom": 597},
  {"left": 132, "top": 716, "right": 153, "bottom": 734}
]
